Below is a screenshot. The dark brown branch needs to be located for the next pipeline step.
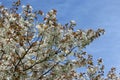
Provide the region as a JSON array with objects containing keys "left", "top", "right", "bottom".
[
  {"left": 15, "top": 49, "right": 24, "bottom": 68},
  {"left": 15, "top": 33, "right": 43, "bottom": 71},
  {"left": 65, "top": 46, "right": 77, "bottom": 57},
  {"left": 23, "top": 48, "right": 60, "bottom": 71},
  {"left": 15, "top": 43, "right": 33, "bottom": 69},
  {"left": 0, "top": 50, "right": 6, "bottom": 60},
  {"left": 23, "top": 56, "right": 48, "bottom": 71},
  {"left": 37, "top": 62, "right": 59, "bottom": 80}
]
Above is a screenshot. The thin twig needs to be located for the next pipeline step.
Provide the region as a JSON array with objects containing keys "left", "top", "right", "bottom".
[
  {"left": 23, "top": 48, "right": 60, "bottom": 71},
  {"left": 0, "top": 50, "right": 6, "bottom": 60},
  {"left": 37, "top": 62, "right": 59, "bottom": 80}
]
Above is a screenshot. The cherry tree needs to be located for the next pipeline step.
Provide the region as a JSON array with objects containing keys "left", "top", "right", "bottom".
[{"left": 0, "top": 0, "right": 119, "bottom": 80}]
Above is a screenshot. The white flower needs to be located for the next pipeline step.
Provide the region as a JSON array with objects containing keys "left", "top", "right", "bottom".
[
  {"left": 36, "top": 24, "right": 44, "bottom": 33},
  {"left": 51, "top": 14, "right": 56, "bottom": 19},
  {"left": 40, "top": 43, "right": 47, "bottom": 48},
  {"left": 22, "top": 5, "right": 26, "bottom": 9},
  {"left": 87, "top": 66, "right": 98, "bottom": 74},
  {"left": 82, "top": 32, "right": 87, "bottom": 40},
  {"left": 49, "top": 20, "right": 53, "bottom": 25},
  {"left": 36, "top": 25, "right": 40, "bottom": 29},
  {"left": 9, "top": 17, "right": 16, "bottom": 22},
  {"left": 68, "top": 29, "right": 73, "bottom": 33},
  {"left": 5, "top": 12, "right": 9, "bottom": 16},
  {"left": 46, "top": 14, "right": 50, "bottom": 18},
  {"left": 65, "top": 49, "right": 69, "bottom": 53},
  {"left": 28, "top": 23, "right": 33, "bottom": 27},
  {"left": 70, "top": 20, "right": 76, "bottom": 26},
  {"left": 43, "top": 24, "right": 46, "bottom": 27},
  {"left": 29, "top": 5, "right": 33, "bottom": 11},
  {"left": 72, "top": 59, "right": 76, "bottom": 62},
  {"left": 4, "top": 61, "right": 9, "bottom": 65},
  {"left": 26, "top": 61, "right": 32, "bottom": 66},
  {"left": 19, "top": 47, "right": 25, "bottom": 54},
  {"left": 49, "top": 10, "right": 54, "bottom": 15}
]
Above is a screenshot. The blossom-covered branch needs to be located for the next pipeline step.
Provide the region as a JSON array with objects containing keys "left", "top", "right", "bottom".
[{"left": 0, "top": 0, "right": 119, "bottom": 80}]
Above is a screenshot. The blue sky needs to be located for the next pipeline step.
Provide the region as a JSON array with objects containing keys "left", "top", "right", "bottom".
[{"left": 1, "top": 0, "right": 120, "bottom": 74}]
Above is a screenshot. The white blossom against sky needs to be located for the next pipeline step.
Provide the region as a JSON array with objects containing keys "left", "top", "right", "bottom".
[{"left": 1, "top": 0, "right": 120, "bottom": 74}]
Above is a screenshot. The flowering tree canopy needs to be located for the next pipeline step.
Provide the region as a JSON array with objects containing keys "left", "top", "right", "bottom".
[{"left": 0, "top": 0, "right": 119, "bottom": 80}]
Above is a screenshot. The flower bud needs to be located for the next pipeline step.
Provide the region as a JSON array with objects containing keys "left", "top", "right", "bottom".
[{"left": 70, "top": 20, "right": 76, "bottom": 26}]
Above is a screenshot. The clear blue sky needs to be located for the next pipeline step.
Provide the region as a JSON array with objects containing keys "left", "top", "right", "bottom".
[{"left": 1, "top": 0, "right": 120, "bottom": 74}]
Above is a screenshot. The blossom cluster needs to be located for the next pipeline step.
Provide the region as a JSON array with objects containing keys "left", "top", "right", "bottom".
[{"left": 0, "top": 0, "right": 119, "bottom": 80}]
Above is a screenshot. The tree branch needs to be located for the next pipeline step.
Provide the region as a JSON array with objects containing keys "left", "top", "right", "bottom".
[
  {"left": 0, "top": 50, "right": 6, "bottom": 60},
  {"left": 37, "top": 62, "right": 59, "bottom": 80},
  {"left": 23, "top": 48, "right": 60, "bottom": 71}
]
